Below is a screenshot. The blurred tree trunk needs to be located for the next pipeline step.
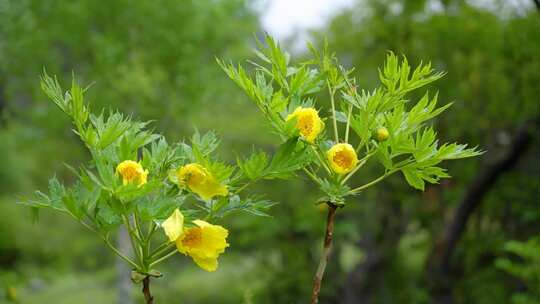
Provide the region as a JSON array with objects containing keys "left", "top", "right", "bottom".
[
  {"left": 533, "top": 0, "right": 540, "bottom": 12},
  {"left": 340, "top": 201, "right": 407, "bottom": 304},
  {"left": 117, "top": 227, "right": 134, "bottom": 304},
  {"left": 426, "top": 120, "right": 538, "bottom": 303}
]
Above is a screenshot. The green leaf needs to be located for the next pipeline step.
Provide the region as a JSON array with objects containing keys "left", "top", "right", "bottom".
[
  {"left": 401, "top": 167, "right": 425, "bottom": 191},
  {"left": 264, "top": 138, "right": 311, "bottom": 179},
  {"left": 115, "top": 180, "right": 161, "bottom": 202},
  {"left": 90, "top": 112, "right": 132, "bottom": 149},
  {"left": 238, "top": 151, "right": 269, "bottom": 180},
  {"left": 212, "top": 195, "right": 277, "bottom": 218},
  {"left": 320, "top": 179, "right": 350, "bottom": 203},
  {"left": 401, "top": 164, "right": 450, "bottom": 191},
  {"left": 334, "top": 111, "right": 348, "bottom": 123},
  {"left": 191, "top": 130, "right": 220, "bottom": 157},
  {"left": 138, "top": 194, "right": 186, "bottom": 221}
]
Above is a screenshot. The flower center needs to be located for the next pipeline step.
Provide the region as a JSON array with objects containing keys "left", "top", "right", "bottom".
[
  {"left": 181, "top": 167, "right": 206, "bottom": 186},
  {"left": 333, "top": 151, "right": 354, "bottom": 169},
  {"left": 297, "top": 115, "right": 314, "bottom": 136},
  {"left": 182, "top": 228, "right": 202, "bottom": 248},
  {"left": 121, "top": 166, "right": 139, "bottom": 181}
]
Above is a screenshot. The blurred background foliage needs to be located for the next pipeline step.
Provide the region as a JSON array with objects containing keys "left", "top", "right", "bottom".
[{"left": 0, "top": 0, "right": 539, "bottom": 303}]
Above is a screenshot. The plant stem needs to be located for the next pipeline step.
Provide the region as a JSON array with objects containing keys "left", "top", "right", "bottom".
[
  {"left": 122, "top": 215, "right": 144, "bottom": 268},
  {"left": 150, "top": 243, "right": 175, "bottom": 259},
  {"left": 345, "top": 104, "right": 353, "bottom": 143},
  {"left": 311, "top": 145, "right": 332, "bottom": 174},
  {"left": 142, "top": 276, "right": 154, "bottom": 304},
  {"left": 348, "top": 173, "right": 388, "bottom": 194},
  {"left": 104, "top": 238, "right": 140, "bottom": 269},
  {"left": 328, "top": 82, "right": 339, "bottom": 143},
  {"left": 341, "top": 151, "right": 375, "bottom": 185},
  {"left": 69, "top": 214, "right": 140, "bottom": 270},
  {"left": 303, "top": 167, "right": 322, "bottom": 185},
  {"left": 235, "top": 180, "right": 254, "bottom": 194},
  {"left": 150, "top": 250, "right": 177, "bottom": 268},
  {"left": 310, "top": 203, "right": 337, "bottom": 304}
]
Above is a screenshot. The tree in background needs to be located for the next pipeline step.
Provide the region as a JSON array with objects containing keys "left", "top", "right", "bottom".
[
  {"left": 0, "top": 1, "right": 261, "bottom": 303},
  {"left": 0, "top": 0, "right": 258, "bottom": 189}
]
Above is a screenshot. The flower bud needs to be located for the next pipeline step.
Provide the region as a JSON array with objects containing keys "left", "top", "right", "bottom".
[{"left": 375, "top": 127, "right": 389, "bottom": 142}]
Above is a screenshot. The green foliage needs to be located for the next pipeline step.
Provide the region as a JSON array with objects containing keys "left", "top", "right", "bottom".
[
  {"left": 496, "top": 238, "right": 540, "bottom": 303},
  {"left": 221, "top": 35, "right": 481, "bottom": 203},
  {"left": 18, "top": 73, "right": 298, "bottom": 281},
  {"left": 315, "top": 1, "right": 540, "bottom": 302}
]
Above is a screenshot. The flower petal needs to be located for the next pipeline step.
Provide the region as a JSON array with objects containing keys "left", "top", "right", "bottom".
[
  {"left": 162, "top": 209, "right": 184, "bottom": 242},
  {"left": 192, "top": 256, "right": 219, "bottom": 272}
]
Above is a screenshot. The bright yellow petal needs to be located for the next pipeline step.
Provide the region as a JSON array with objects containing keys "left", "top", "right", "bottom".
[
  {"left": 327, "top": 143, "right": 358, "bottom": 174},
  {"left": 116, "top": 160, "right": 148, "bottom": 186},
  {"left": 192, "top": 256, "right": 219, "bottom": 272},
  {"left": 176, "top": 220, "right": 229, "bottom": 272},
  {"left": 162, "top": 209, "right": 184, "bottom": 242},
  {"left": 177, "top": 163, "right": 228, "bottom": 200},
  {"left": 139, "top": 169, "right": 149, "bottom": 186},
  {"left": 186, "top": 225, "right": 227, "bottom": 258},
  {"left": 191, "top": 178, "right": 229, "bottom": 201},
  {"left": 286, "top": 107, "right": 323, "bottom": 143}
]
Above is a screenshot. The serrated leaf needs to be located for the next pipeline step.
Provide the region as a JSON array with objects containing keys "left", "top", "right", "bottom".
[
  {"left": 264, "top": 138, "right": 311, "bottom": 179},
  {"left": 402, "top": 167, "right": 425, "bottom": 190},
  {"left": 238, "top": 151, "right": 269, "bottom": 180}
]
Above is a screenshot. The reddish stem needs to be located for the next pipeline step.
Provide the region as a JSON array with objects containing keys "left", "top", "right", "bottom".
[
  {"left": 142, "top": 276, "right": 154, "bottom": 304},
  {"left": 311, "top": 203, "right": 338, "bottom": 304}
]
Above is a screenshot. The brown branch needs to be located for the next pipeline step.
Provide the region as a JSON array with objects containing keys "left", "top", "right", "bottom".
[
  {"left": 427, "top": 119, "right": 537, "bottom": 299},
  {"left": 142, "top": 276, "right": 154, "bottom": 304},
  {"left": 311, "top": 203, "right": 338, "bottom": 304}
]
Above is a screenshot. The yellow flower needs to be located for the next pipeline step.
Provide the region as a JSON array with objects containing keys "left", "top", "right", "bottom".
[
  {"left": 176, "top": 220, "right": 229, "bottom": 272},
  {"left": 286, "top": 106, "right": 324, "bottom": 143},
  {"left": 162, "top": 209, "right": 184, "bottom": 242},
  {"left": 375, "top": 127, "right": 390, "bottom": 141},
  {"left": 116, "top": 160, "right": 149, "bottom": 186},
  {"left": 176, "top": 163, "right": 228, "bottom": 200},
  {"left": 327, "top": 143, "right": 358, "bottom": 174}
]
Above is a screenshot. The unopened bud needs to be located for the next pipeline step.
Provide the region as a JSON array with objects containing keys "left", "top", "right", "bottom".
[{"left": 375, "top": 127, "right": 389, "bottom": 141}]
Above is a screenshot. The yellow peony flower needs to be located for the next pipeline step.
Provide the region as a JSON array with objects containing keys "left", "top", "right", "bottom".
[
  {"left": 116, "top": 160, "right": 149, "bottom": 186},
  {"left": 176, "top": 220, "right": 229, "bottom": 272},
  {"left": 327, "top": 143, "right": 358, "bottom": 174},
  {"left": 176, "top": 163, "right": 228, "bottom": 200},
  {"left": 162, "top": 209, "right": 184, "bottom": 242},
  {"left": 286, "top": 106, "right": 324, "bottom": 143}
]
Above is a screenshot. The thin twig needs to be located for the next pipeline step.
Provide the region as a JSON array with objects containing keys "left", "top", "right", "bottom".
[
  {"left": 311, "top": 203, "right": 338, "bottom": 304},
  {"left": 150, "top": 243, "right": 176, "bottom": 260},
  {"left": 122, "top": 215, "right": 143, "bottom": 266},
  {"left": 104, "top": 238, "right": 140, "bottom": 269},
  {"left": 67, "top": 211, "right": 139, "bottom": 269},
  {"left": 303, "top": 167, "right": 322, "bottom": 185},
  {"left": 311, "top": 145, "right": 332, "bottom": 174},
  {"left": 142, "top": 276, "right": 154, "bottom": 304},
  {"left": 348, "top": 173, "right": 387, "bottom": 194},
  {"left": 150, "top": 250, "right": 177, "bottom": 268},
  {"left": 345, "top": 104, "right": 353, "bottom": 143},
  {"left": 328, "top": 82, "right": 339, "bottom": 143},
  {"left": 341, "top": 151, "right": 375, "bottom": 184}
]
